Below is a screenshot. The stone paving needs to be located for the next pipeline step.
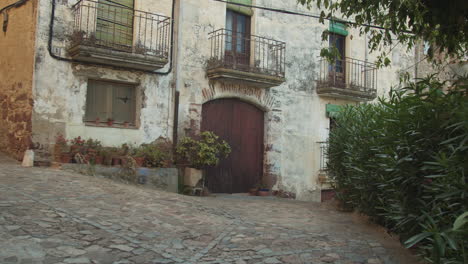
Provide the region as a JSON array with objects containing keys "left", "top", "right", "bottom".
[{"left": 0, "top": 154, "right": 421, "bottom": 264}]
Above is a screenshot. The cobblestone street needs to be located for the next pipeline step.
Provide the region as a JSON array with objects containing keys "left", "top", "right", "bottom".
[{"left": 0, "top": 154, "right": 420, "bottom": 264}]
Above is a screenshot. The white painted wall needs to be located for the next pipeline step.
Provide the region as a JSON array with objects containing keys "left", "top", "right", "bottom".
[
  {"left": 32, "top": 0, "right": 175, "bottom": 148},
  {"left": 31, "top": 0, "right": 416, "bottom": 201},
  {"left": 174, "top": 0, "right": 415, "bottom": 201}
]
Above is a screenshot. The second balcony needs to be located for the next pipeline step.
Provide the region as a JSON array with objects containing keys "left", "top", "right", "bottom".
[
  {"left": 207, "top": 29, "right": 286, "bottom": 88},
  {"left": 68, "top": 0, "right": 171, "bottom": 71},
  {"left": 316, "top": 58, "right": 378, "bottom": 101}
]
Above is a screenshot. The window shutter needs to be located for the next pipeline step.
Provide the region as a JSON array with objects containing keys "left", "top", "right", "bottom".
[
  {"left": 111, "top": 84, "right": 135, "bottom": 124},
  {"left": 227, "top": 0, "right": 253, "bottom": 16},
  {"left": 86, "top": 80, "right": 110, "bottom": 122}
]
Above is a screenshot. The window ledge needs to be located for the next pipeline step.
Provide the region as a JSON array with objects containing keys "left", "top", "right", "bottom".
[{"left": 84, "top": 122, "right": 139, "bottom": 130}]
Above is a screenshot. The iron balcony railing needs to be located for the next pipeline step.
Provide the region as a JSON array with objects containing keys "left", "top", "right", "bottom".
[
  {"left": 208, "top": 28, "right": 286, "bottom": 78},
  {"left": 317, "top": 141, "right": 328, "bottom": 171},
  {"left": 317, "top": 57, "right": 377, "bottom": 95},
  {"left": 71, "top": 0, "right": 171, "bottom": 58}
]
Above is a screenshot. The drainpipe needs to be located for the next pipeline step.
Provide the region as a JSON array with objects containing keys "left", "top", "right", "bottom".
[{"left": 172, "top": 0, "right": 184, "bottom": 149}]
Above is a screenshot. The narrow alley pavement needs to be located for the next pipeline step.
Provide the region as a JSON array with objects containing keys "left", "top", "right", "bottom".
[{"left": 0, "top": 154, "right": 420, "bottom": 264}]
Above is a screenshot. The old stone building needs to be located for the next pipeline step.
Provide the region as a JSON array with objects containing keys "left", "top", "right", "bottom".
[{"left": 1, "top": 0, "right": 416, "bottom": 201}]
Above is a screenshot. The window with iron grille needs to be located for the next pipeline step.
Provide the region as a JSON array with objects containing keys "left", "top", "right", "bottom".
[{"left": 85, "top": 80, "right": 137, "bottom": 126}]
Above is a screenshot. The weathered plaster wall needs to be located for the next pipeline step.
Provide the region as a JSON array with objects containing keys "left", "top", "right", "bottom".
[
  {"left": 0, "top": 0, "right": 38, "bottom": 160},
  {"left": 415, "top": 42, "right": 468, "bottom": 82},
  {"left": 175, "top": 0, "right": 415, "bottom": 201},
  {"left": 31, "top": 0, "right": 175, "bottom": 155}
]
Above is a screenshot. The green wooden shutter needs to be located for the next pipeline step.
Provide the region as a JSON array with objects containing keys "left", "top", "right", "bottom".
[
  {"left": 86, "top": 80, "right": 111, "bottom": 122},
  {"left": 96, "top": 0, "right": 134, "bottom": 48},
  {"left": 111, "top": 83, "right": 135, "bottom": 124},
  {"left": 329, "top": 21, "right": 348, "bottom": 36},
  {"left": 227, "top": 0, "right": 253, "bottom": 16}
]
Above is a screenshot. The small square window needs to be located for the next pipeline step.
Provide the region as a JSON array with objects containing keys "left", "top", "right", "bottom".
[{"left": 85, "top": 80, "right": 137, "bottom": 126}]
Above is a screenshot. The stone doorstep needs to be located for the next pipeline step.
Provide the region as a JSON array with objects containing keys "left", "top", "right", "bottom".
[{"left": 60, "top": 163, "right": 178, "bottom": 193}]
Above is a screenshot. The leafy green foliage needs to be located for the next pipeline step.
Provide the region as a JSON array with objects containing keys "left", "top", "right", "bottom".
[
  {"left": 135, "top": 138, "right": 173, "bottom": 168},
  {"left": 328, "top": 76, "right": 468, "bottom": 263},
  {"left": 297, "top": 0, "right": 468, "bottom": 64},
  {"left": 404, "top": 212, "right": 468, "bottom": 264},
  {"left": 176, "top": 131, "right": 231, "bottom": 169}
]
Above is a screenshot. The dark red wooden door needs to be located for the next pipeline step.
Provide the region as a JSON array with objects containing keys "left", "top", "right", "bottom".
[{"left": 202, "top": 99, "right": 264, "bottom": 193}]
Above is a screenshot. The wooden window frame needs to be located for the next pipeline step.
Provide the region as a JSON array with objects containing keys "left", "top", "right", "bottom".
[
  {"left": 328, "top": 33, "right": 347, "bottom": 86},
  {"left": 225, "top": 9, "right": 252, "bottom": 70},
  {"left": 84, "top": 79, "right": 140, "bottom": 129}
]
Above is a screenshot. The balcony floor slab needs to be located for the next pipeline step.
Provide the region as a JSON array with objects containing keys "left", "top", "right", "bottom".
[
  {"left": 207, "top": 67, "right": 285, "bottom": 88},
  {"left": 68, "top": 44, "right": 168, "bottom": 71}
]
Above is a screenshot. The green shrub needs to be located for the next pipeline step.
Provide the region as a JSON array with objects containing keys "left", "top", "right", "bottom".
[
  {"left": 328, "top": 76, "right": 468, "bottom": 263},
  {"left": 136, "top": 137, "right": 173, "bottom": 168},
  {"left": 176, "top": 131, "right": 231, "bottom": 169}
]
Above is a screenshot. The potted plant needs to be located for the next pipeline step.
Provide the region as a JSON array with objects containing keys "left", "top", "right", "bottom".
[
  {"left": 176, "top": 131, "right": 231, "bottom": 189},
  {"left": 107, "top": 118, "right": 114, "bottom": 126},
  {"left": 60, "top": 152, "right": 73, "bottom": 163},
  {"left": 133, "top": 146, "right": 146, "bottom": 167},
  {"left": 258, "top": 183, "right": 271, "bottom": 196},
  {"left": 249, "top": 183, "right": 261, "bottom": 196},
  {"left": 70, "top": 136, "right": 85, "bottom": 157},
  {"left": 136, "top": 138, "right": 173, "bottom": 168},
  {"left": 100, "top": 148, "right": 113, "bottom": 166},
  {"left": 54, "top": 133, "right": 68, "bottom": 162}
]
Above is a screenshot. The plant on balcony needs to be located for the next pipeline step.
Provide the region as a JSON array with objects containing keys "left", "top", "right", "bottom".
[
  {"left": 69, "top": 31, "right": 97, "bottom": 47},
  {"left": 106, "top": 118, "right": 114, "bottom": 126},
  {"left": 206, "top": 57, "right": 224, "bottom": 70},
  {"left": 134, "top": 41, "right": 149, "bottom": 55}
]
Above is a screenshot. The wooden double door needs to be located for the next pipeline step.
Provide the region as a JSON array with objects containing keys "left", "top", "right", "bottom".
[{"left": 202, "top": 99, "right": 264, "bottom": 193}]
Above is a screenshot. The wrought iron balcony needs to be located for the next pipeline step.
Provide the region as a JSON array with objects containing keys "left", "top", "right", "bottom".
[
  {"left": 68, "top": 0, "right": 171, "bottom": 71},
  {"left": 316, "top": 58, "right": 377, "bottom": 101},
  {"left": 207, "top": 29, "right": 286, "bottom": 88}
]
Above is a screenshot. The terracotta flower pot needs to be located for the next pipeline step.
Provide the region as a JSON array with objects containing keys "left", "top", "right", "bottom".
[
  {"left": 70, "top": 145, "right": 81, "bottom": 154},
  {"left": 94, "top": 156, "right": 103, "bottom": 165},
  {"left": 249, "top": 188, "right": 258, "bottom": 196},
  {"left": 134, "top": 157, "right": 145, "bottom": 167},
  {"left": 60, "top": 153, "right": 72, "bottom": 163},
  {"left": 112, "top": 157, "right": 121, "bottom": 166},
  {"left": 258, "top": 189, "right": 270, "bottom": 196},
  {"left": 87, "top": 148, "right": 97, "bottom": 155}
]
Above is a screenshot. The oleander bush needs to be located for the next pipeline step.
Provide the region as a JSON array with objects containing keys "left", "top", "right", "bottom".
[{"left": 328, "top": 76, "right": 468, "bottom": 263}]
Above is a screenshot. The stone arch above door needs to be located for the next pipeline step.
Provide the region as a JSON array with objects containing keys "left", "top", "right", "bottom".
[{"left": 202, "top": 81, "right": 279, "bottom": 112}]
